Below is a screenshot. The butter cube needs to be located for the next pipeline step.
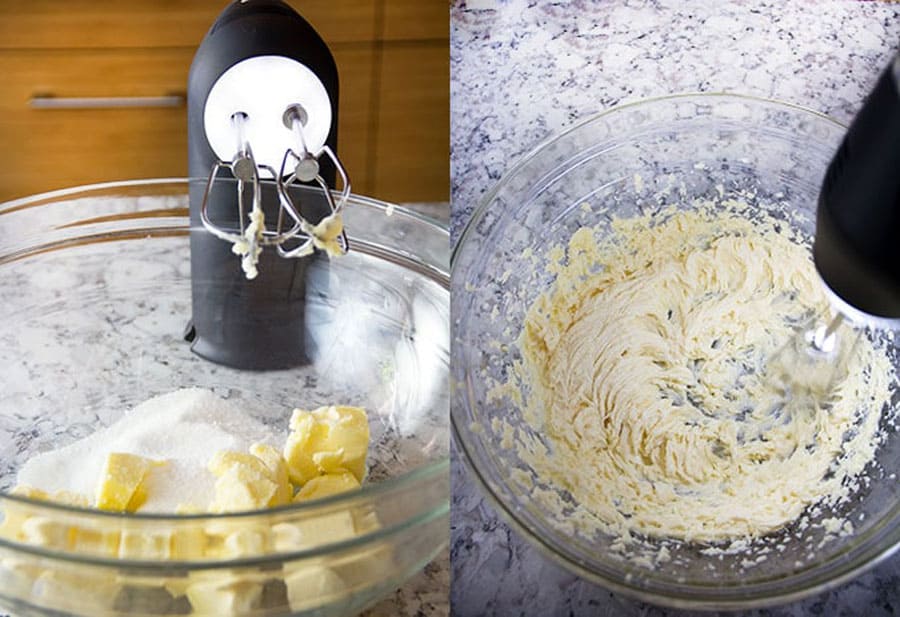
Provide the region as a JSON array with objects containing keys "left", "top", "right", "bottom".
[
  {"left": 284, "top": 563, "right": 346, "bottom": 611},
  {"left": 270, "top": 510, "right": 357, "bottom": 555},
  {"left": 32, "top": 569, "right": 119, "bottom": 613},
  {"left": 283, "top": 406, "right": 369, "bottom": 485},
  {"left": 282, "top": 415, "right": 324, "bottom": 485},
  {"left": 332, "top": 542, "right": 395, "bottom": 588},
  {"left": 171, "top": 525, "right": 207, "bottom": 560},
  {"left": 95, "top": 453, "right": 161, "bottom": 512},
  {"left": 293, "top": 510, "right": 358, "bottom": 547},
  {"left": 295, "top": 471, "right": 360, "bottom": 501},
  {"left": 204, "top": 522, "right": 272, "bottom": 559},
  {"left": 1, "top": 487, "right": 93, "bottom": 546},
  {"left": 311, "top": 449, "right": 347, "bottom": 474},
  {"left": 118, "top": 529, "right": 172, "bottom": 560},
  {"left": 222, "top": 527, "right": 271, "bottom": 558},
  {"left": 0, "top": 557, "right": 44, "bottom": 597},
  {"left": 20, "top": 517, "right": 73, "bottom": 550},
  {"left": 0, "top": 486, "right": 48, "bottom": 540},
  {"left": 210, "top": 464, "right": 278, "bottom": 513},
  {"left": 352, "top": 507, "right": 382, "bottom": 535},
  {"left": 249, "top": 443, "right": 293, "bottom": 506},
  {"left": 271, "top": 523, "right": 306, "bottom": 552},
  {"left": 71, "top": 527, "right": 120, "bottom": 556},
  {"left": 185, "top": 575, "right": 264, "bottom": 616},
  {"left": 209, "top": 448, "right": 290, "bottom": 512},
  {"left": 209, "top": 450, "right": 270, "bottom": 478}
]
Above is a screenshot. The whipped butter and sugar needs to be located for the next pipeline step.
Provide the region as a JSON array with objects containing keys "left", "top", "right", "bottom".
[{"left": 492, "top": 200, "right": 895, "bottom": 546}]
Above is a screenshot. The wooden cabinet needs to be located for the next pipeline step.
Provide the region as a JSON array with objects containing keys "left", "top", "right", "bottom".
[
  {"left": 0, "top": 1, "right": 378, "bottom": 48},
  {"left": 0, "top": 1, "right": 448, "bottom": 204},
  {"left": 374, "top": 43, "right": 449, "bottom": 203},
  {"left": 0, "top": 48, "right": 193, "bottom": 198}
]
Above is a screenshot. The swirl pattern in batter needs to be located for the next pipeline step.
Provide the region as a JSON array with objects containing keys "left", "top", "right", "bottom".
[{"left": 515, "top": 202, "right": 893, "bottom": 542}]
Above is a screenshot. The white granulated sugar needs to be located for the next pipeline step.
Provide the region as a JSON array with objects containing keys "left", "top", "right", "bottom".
[{"left": 18, "top": 388, "right": 280, "bottom": 512}]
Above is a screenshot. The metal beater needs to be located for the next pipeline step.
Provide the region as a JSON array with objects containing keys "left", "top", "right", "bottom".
[
  {"left": 771, "top": 53, "right": 900, "bottom": 400},
  {"left": 198, "top": 105, "right": 351, "bottom": 278},
  {"left": 185, "top": 0, "right": 353, "bottom": 370}
]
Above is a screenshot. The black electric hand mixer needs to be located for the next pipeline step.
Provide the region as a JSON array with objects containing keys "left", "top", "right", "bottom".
[
  {"left": 773, "top": 54, "right": 900, "bottom": 398},
  {"left": 185, "top": 0, "right": 351, "bottom": 370},
  {"left": 815, "top": 55, "right": 900, "bottom": 330}
]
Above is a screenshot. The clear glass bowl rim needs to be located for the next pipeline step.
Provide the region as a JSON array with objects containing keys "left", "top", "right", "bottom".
[
  {"left": 0, "top": 178, "right": 450, "bottom": 565},
  {"left": 450, "top": 92, "right": 900, "bottom": 609}
]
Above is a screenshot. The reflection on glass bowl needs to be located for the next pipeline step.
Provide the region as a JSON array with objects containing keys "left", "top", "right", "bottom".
[{"left": 0, "top": 179, "right": 449, "bottom": 616}]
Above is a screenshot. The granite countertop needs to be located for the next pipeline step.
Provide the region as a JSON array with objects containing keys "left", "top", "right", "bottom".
[{"left": 450, "top": 1, "right": 900, "bottom": 616}]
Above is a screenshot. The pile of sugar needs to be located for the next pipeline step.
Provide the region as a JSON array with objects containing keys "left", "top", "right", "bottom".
[{"left": 18, "top": 388, "right": 281, "bottom": 512}]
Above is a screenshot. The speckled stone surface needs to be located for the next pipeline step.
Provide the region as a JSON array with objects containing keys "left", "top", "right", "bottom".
[{"left": 450, "top": 1, "right": 900, "bottom": 615}]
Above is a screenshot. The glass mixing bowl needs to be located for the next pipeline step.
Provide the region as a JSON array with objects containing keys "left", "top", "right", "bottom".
[
  {"left": 452, "top": 94, "right": 900, "bottom": 609},
  {"left": 0, "top": 179, "right": 449, "bottom": 616}
]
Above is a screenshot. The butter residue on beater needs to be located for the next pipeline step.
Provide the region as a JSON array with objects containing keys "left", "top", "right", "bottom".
[
  {"left": 301, "top": 212, "right": 344, "bottom": 257},
  {"left": 231, "top": 205, "right": 265, "bottom": 279},
  {"left": 490, "top": 199, "right": 894, "bottom": 549}
]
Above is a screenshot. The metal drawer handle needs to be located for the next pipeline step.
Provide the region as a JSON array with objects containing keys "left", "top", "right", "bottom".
[{"left": 30, "top": 95, "right": 185, "bottom": 110}]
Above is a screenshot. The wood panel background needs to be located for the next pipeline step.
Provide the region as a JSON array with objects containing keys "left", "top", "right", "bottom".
[{"left": 0, "top": 0, "right": 449, "bottom": 204}]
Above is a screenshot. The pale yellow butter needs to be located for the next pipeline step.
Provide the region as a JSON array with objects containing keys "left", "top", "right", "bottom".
[
  {"left": 185, "top": 574, "right": 264, "bottom": 616},
  {"left": 118, "top": 529, "right": 173, "bottom": 560},
  {"left": 95, "top": 453, "right": 161, "bottom": 512},
  {"left": 2, "top": 486, "right": 118, "bottom": 556},
  {"left": 203, "top": 521, "right": 272, "bottom": 559},
  {"left": 209, "top": 461, "right": 278, "bottom": 513},
  {"left": 0, "top": 558, "right": 44, "bottom": 599},
  {"left": 49, "top": 490, "right": 89, "bottom": 508},
  {"left": 249, "top": 443, "right": 293, "bottom": 506},
  {"left": 508, "top": 202, "right": 895, "bottom": 545},
  {"left": 292, "top": 510, "right": 358, "bottom": 547},
  {"left": 0, "top": 486, "right": 49, "bottom": 540},
  {"left": 301, "top": 213, "right": 345, "bottom": 257},
  {"left": 283, "top": 406, "right": 369, "bottom": 485},
  {"left": 271, "top": 522, "right": 305, "bottom": 552},
  {"left": 295, "top": 471, "right": 360, "bottom": 501},
  {"left": 331, "top": 542, "right": 395, "bottom": 589},
  {"left": 2, "top": 398, "right": 380, "bottom": 614},
  {"left": 20, "top": 517, "right": 73, "bottom": 551},
  {"left": 32, "top": 569, "right": 119, "bottom": 614},
  {"left": 170, "top": 524, "right": 207, "bottom": 560},
  {"left": 284, "top": 563, "right": 346, "bottom": 611},
  {"left": 71, "top": 526, "right": 120, "bottom": 556}
]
